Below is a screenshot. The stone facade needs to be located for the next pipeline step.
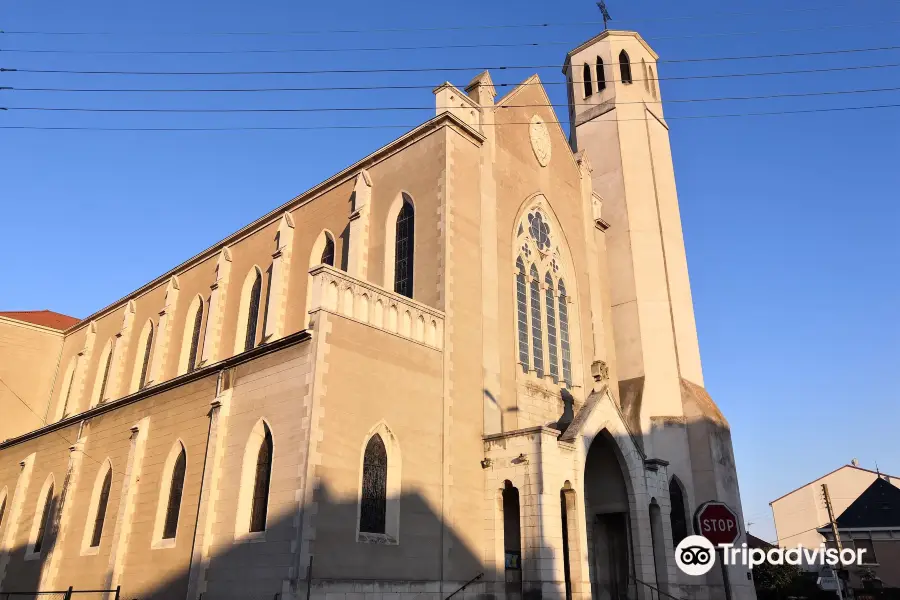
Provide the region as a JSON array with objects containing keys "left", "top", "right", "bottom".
[{"left": 0, "top": 30, "right": 753, "bottom": 600}]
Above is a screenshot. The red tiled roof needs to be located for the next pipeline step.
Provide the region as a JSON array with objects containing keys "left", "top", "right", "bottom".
[{"left": 0, "top": 310, "right": 80, "bottom": 331}]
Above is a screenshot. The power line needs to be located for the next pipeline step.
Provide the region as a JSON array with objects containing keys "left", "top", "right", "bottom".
[
  {"left": 2, "top": 43, "right": 899, "bottom": 66},
  {"left": 0, "top": 3, "right": 888, "bottom": 36},
  {"left": 4, "top": 62, "right": 900, "bottom": 92},
  {"left": 4, "top": 20, "right": 900, "bottom": 53},
  {"left": 3, "top": 102, "right": 899, "bottom": 130},
  {"left": 7, "top": 85, "right": 900, "bottom": 114},
  {"left": 0, "top": 375, "right": 122, "bottom": 475}
]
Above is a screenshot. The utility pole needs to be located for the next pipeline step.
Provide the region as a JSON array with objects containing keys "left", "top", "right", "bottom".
[{"left": 822, "top": 484, "right": 845, "bottom": 600}]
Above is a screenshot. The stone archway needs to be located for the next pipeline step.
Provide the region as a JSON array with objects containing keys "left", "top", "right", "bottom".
[{"left": 584, "top": 431, "right": 632, "bottom": 600}]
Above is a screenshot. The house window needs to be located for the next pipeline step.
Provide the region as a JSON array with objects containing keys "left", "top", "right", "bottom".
[
  {"left": 582, "top": 63, "right": 593, "bottom": 98},
  {"left": 0, "top": 492, "right": 7, "bottom": 532},
  {"left": 855, "top": 539, "right": 877, "bottom": 564},
  {"left": 33, "top": 483, "right": 55, "bottom": 553},
  {"left": 90, "top": 469, "right": 113, "bottom": 547},
  {"left": 394, "top": 196, "right": 415, "bottom": 298},
  {"left": 545, "top": 272, "right": 560, "bottom": 383},
  {"left": 619, "top": 50, "right": 633, "bottom": 84},
  {"left": 516, "top": 258, "right": 529, "bottom": 372},
  {"left": 139, "top": 324, "right": 154, "bottom": 389},
  {"left": 360, "top": 434, "right": 388, "bottom": 534},
  {"left": 245, "top": 269, "right": 263, "bottom": 352},
  {"left": 529, "top": 265, "right": 544, "bottom": 378},
  {"left": 162, "top": 447, "right": 186, "bottom": 540},
  {"left": 187, "top": 302, "right": 203, "bottom": 372},
  {"left": 249, "top": 426, "right": 273, "bottom": 533},
  {"left": 648, "top": 65, "right": 657, "bottom": 99},
  {"left": 596, "top": 57, "right": 606, "bottom": 91}
]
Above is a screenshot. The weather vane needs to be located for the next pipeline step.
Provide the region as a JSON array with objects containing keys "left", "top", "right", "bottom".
[{"left": 597, "top": 1, "right": 612, "bottom": 30}]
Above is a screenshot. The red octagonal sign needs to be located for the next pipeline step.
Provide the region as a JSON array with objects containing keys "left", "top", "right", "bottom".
[{"left": 693, "top": 501, "right": 740, "bottom": 545}]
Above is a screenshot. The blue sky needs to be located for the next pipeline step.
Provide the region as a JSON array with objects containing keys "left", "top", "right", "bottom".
[{"left": 1, "top": 0, "right": 898, "bottom": 543}]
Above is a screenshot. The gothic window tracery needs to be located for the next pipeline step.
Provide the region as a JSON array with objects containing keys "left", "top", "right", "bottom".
[{"left": 514, "top": 205, "right": 577, "bottom": 388}]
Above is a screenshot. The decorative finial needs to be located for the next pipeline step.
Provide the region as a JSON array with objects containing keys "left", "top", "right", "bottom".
[{"left": 597, "top": 1, "right": 612, "bottom": 31}]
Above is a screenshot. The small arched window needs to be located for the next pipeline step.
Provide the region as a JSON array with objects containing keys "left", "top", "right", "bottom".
[
  {"left": 90, "top": 469, "right": 113, "bottom": 547},
  {"left": 515, "top": 258, "right": 529, "bottom": 373},
  {"left": 162, "top": 447, "right": 186, "bottom": 540},
  {"left": 33, "top": 483, "right": 55, "bottom": 553},
  {"left": 642, "top": 59, "right": 649, "bottom": 92},
  {"left": 139, "top": 323, "right": 154, "bottom": 389},
  {"left": 529, "top": 264, "right": 544, "bottom": 378},
  {"left": 394, "top": 196, "right": 415, "bottom": 298},
  {"left": 0, "top": 490, "right": 7, "bottom": 533},
  {"left": 249, "top": 426, "right": 273, "bottom": 533},
  {"left": 669, "top": 478, "right": 688, "bottom": 547},
  {"left": 558, "top": 280, "right": 572, "bottom": 386},
  {"left": 360, "top": 434, "right": 388, "bottom": 534},
  {"left": 648, "top": 66, "right": 657, "bottom": 99},
  {"left": 321, "top": 234, "right": 335, "bottom": 267},
  {"left": 545, "top": 272, "right": 559, "bottom": 383},
  {"left": 596, "top": 57, "right": 606, "bottom": 91},
  {"left": 582, "top": 63, "right": 593, "bottom": 98},
  {"left": 619, "top": 50, "right": 633, "bottom": 84},
  {"left": 60, "top": 355, "right": 79, "bottom": 419},
  {"left": 244, "top": 269, "right": 263, "bottom": 352},
  {"left": 187, "top": 301, "right": 204, "bottom": 373},
  {"left": 97, "top": 338, "right": 116, "bottom": 404}
]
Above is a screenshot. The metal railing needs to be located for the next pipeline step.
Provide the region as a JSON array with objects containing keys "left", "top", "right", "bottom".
[
  {"left": 445, "top": 573, "right": 484, "bottom": 600},
  {"left": 629, "top": 576, "right": 682, "bottom": 600},
  {"left": 1, "top": 587, "right": 120, "bottom": 600}
]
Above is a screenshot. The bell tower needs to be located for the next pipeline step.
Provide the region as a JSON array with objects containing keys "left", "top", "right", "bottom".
[
  {"left": 564, "top": 31, "right": 756, "bottom": 600},
  {"left": 563, "top": 30, "right": 703, "bottom": 440}
]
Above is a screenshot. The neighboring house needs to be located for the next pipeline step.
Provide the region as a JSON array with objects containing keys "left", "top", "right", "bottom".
[
  {"left": 0, "top": 310, "right": 79, "bottom": 442},
  {"left": 770, "top": 463, "right": 900, "bottom": 550},
  {"left": 818, "top": 477, "right": 900, "bottom": 590}
]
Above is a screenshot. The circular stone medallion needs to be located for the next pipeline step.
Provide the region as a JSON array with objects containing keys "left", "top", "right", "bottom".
[{"left": 529, "top": 115, "right": 551, "bottom": 167}]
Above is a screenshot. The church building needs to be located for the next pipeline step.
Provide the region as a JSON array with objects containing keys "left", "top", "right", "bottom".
[{"left": 0, "top": 30, "right": 755, "bottom": 600}]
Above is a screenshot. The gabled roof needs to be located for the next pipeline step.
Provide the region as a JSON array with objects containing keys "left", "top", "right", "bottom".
[
  {"left": 770, "top": 464, "right": 900, "bottom": 505},
  {"left": 834, "top": 478, "right": 900, "bottom": 529},
  {"left": 0, "top": 310, "right": 80, "bottom": 331}
]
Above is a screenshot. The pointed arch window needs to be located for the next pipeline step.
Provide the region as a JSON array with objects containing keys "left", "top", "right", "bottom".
[
  {"left": 596, "top": 57, "right": 606, "bottom": 91},
  {"left": 321, "top": 234, "right": 335, "bottom": 266},
  {"left": 558, "top": 279, "right": 573, "bottom": 386},
  {"left": 515, "top": 258, "right": 529, "bottom": 373},
  {"left": 648, "top": 66, "right": 657, "bottom": 99},
  {"left": 250, "top": 426, "right": 273, "bottom": 533},
  {"left": 139, "top": 324, "right": 154, "bottom": 389},
  {"left": 97, "top": 338, "right": 116, "bottom": 404},
  {"left": 60, "top": 355, "right": 79, "bottom": 419},
  {"left": 162, "top": 447, "right": 186, "bottom": 540},
  {"left": 582, "top": 63, "right": 593, "bottom": 97},
  {"left": 0, "top": 492, "right": 7, "bottom": 532},
  {"left": 244, "top": 269, "right": 263, "bottom": 352},
  {"left": 669, "top": 478, "right": 688, "bottom": 547},
  {"left": 33, "top": 483, "right": 54, "bottom": 553},
  {"left": 394, "top": 196, "right": 415, "bottom": 298},
  {"left": 187, "top": 302, "right": 203, "bottom": 373},
  {"left": 619, "top": 50, "right": 633, "bottom": 84},
  {"left": 545, "top": 272, "right": 560, "bottom": 383},
  {"left": 90, "top": 469, "right": 113, "bottom": 547},
  {"left": 529, "top": 264, "right": 544, "bottom": 378},
  {"left": 360, "top": 434, "right": 388, "bottom": 534}
]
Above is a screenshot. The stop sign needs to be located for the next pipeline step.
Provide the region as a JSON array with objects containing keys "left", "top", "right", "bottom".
[{"left": 693, "top": 501, "right": 740, "bottom": 545}]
